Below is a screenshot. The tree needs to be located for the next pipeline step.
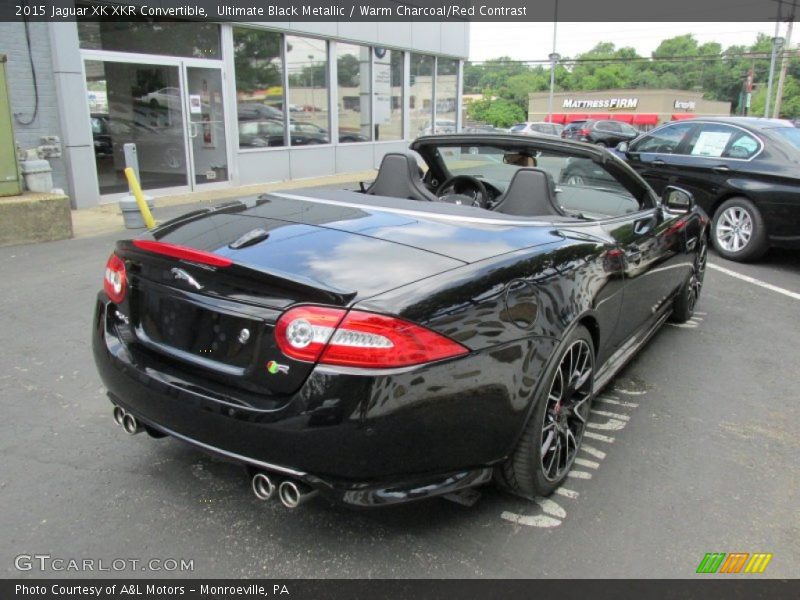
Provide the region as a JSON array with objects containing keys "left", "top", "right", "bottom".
[{"left": 467, "top": 97, "right": 525, "bottom": 127}]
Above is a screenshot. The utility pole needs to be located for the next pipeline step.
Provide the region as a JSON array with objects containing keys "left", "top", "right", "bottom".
[
  {"left": 774, "top": 7, "right": 795, "bottom": 118},
  {"left": 546, "top": 0, "right": 559, "bottom": 122},
  {"left": 765, "top": 1, "right": 783, "bottom": 117}
]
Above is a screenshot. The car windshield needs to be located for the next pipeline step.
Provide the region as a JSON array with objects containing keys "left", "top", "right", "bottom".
[
  {"left": 435, "top": 144, "right": 648, "bottom": 219},
  {"left": 771, "top": 127, "right": 800, "bottom": 150}
]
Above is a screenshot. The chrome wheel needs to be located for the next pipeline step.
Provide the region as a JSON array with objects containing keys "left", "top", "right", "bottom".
[
  {"left": 715, "top": 206, "right": 753, "bottom": 252},
  {"left": 540, "top": 339, "right": 593, "bottom": 482}
]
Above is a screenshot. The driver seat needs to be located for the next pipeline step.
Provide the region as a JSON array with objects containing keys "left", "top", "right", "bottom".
[
  {"left": 366, "top": 153, "right": 437, "bottom": 201},
  {"left": 491, "top": 168, "right": 563, "bottom": 217}
]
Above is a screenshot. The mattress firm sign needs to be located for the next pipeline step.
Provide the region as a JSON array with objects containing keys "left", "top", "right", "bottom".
[{"left": 562, "top": 98, "right": 639, "bottom": 109}]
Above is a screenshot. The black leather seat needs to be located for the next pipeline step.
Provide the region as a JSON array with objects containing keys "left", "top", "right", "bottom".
[
  {"left": 366, "top": 153, "right": 437, "bottom": 201},
  {"left": 491, "top": 168, "right": 563, "bottom": 217}
]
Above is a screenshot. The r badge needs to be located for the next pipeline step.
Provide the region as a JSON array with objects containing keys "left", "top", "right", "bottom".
[{"left": 267, "top": 360, "right": 290, "bottom": 375}]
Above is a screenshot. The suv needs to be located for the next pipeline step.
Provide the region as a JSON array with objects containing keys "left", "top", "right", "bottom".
[
  {"left": 562, "top": 119, "right": 639, "bottom": 147},
  {"left": 509, "top": 122, "right": 563, "bottom": 137}
]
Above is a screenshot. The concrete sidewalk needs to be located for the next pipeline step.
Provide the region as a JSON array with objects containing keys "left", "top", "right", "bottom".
[{"left": 71, "top": 170, "right": 375, "bottom": 239}]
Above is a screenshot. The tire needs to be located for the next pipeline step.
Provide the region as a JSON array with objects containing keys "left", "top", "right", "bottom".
[
  {"left": 498, "top": 325, "right": 595, "bottom": 498},
  {"left": 670, "top": 233, "right": 707, "bottom": 323},
  {"left": 711, "top": 197, "right": 768, "bottom": 262},
  {"left": 595, "top": 141, "right": 607, "bottom": 148}
]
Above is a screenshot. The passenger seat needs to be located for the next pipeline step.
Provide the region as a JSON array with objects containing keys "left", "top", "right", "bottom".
[{"left": 491, "top": 168, "right": 563, "bottom": 217}]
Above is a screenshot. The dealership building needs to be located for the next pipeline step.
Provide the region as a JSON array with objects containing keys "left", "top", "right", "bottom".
[
  {"left": 1, "top": 15, "right": 468, "bottom": 208},
  {"left": 528, "top": 89, "right": 731, "bottom": 129}
]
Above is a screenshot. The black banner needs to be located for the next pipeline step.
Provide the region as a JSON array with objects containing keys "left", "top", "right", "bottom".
[
  {"left": 0, "top": 0, "right": 784, "bottom": 22},
  {"left": 3, "top": 579, "right": 800, "bottom": 600}
]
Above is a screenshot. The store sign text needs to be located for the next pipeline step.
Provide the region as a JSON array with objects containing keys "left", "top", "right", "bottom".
[{"left": 563, "top": 98, "right": 639, "bottom": 109}]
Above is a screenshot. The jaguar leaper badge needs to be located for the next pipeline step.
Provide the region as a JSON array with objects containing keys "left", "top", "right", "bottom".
[{"left": 267, "top": 360, "right": 290, "bottom": 375}]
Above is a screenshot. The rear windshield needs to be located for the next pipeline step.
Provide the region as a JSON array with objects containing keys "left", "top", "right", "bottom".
[{"left": 772, "top": 127, "right": 800, "bottom": 150}]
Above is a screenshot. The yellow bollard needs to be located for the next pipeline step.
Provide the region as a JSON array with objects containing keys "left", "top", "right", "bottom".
[{"left": 123, "top": 167, "right": 156, "bottom": 229}]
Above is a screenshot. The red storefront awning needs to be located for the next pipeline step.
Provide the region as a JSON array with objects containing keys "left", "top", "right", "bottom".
[
  {"left": 609, "top": 114, "right": 635, "bottom": 123},
  {"left": 671, "top": 113, "right": 696, "bottom": 121},
  {"left": 545, "top": 113, "right": 566, "bottom": 124},
  {"left": 592, "top": 113, "right": 611, "bottom": 120},
  {"left": 565, "top": 114, "right": 589, "bottom": 123},
  {"left": 632, "top": 114, "right": 659, "bottom": 125}
]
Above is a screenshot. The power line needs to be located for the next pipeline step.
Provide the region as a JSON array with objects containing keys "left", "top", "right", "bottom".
[{"left": 467, "top": 50, "right": 790, "bottom": 66}]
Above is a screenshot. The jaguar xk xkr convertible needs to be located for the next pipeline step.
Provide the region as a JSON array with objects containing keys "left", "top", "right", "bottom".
[{"left": 93, "top": 134, "right": 708, "bottom": 508}]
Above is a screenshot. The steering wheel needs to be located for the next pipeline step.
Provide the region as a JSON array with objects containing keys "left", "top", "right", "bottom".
[{"left": 436, "top": 175, "right": 490, "bottom": 208}]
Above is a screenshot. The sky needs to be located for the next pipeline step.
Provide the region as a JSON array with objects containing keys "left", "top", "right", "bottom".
[{"left": 468, "top": 22, "right": 781, "bottom": 62}]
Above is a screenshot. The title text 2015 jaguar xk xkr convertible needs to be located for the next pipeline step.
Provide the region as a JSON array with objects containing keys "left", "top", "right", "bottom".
[{"left": 93, "top": 134, "right": 708, "bottom": 508}]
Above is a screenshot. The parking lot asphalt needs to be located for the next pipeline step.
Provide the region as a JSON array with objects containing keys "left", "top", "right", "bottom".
[{"left": 0, "top": 228, "right": 798, "bottom": 579}]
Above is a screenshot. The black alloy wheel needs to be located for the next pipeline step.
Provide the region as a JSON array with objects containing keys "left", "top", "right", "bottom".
[{"left": 499, "top": 325, "right": 594, "bottom": 498}]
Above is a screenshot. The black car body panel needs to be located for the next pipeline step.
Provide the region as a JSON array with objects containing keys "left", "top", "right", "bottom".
[
  {"left": 93, "top": 133, "right": 708, "bottom": 506},
  {"left": 622, "top": 117, "right": 800, "bottom": 249}
]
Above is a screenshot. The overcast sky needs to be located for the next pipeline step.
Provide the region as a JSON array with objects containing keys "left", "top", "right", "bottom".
[{"left": 469, "top": 22, "right": 781, "bottom": 62}]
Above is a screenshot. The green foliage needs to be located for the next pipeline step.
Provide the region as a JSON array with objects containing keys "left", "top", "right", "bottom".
[
  {"left": 466, "top": 33, "right": 800, "bottom": 119},
  {"left": 467, "top": 97, "right": 525, "bottom": 128}
]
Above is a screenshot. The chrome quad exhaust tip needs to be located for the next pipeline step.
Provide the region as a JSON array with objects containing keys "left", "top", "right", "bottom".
[
  {"left": 251, "top": 472, "right": 277, "bottom": 501},
  {"left": 112, "top": 406, "right": 143, "bottom": 435},
  {"left": 277, "top": 479, "right": 318, "bottom": 509}
]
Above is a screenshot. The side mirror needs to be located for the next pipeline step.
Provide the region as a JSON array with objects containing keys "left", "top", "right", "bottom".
[
  {"left": 616, "top": 141, "right": 629, "bottom": 153},
  {"left": 662, "top": 185, "right": 694, "bottom": 213}
]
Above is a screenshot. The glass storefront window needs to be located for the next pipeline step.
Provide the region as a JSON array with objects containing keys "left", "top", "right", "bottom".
[
  {"left": 373, "top": 48, "right": 403, "bottom": 141},
  {"left": 85, "top": 60, "right": 188, "bottom": 194},
  {"left": 436, "top": 58, "right": 459, "bottom": 133},
  {"left": 233, "top": 28, "right": 285, "bottom": 148},
  {"left": 336, "top": 43, "right": 371, "bottom": 143},
  {"left": 286, "top": 36, "right": 330, "bottom": 145},
  {"left": 410, "top": 54, "right": 434, "bottom": 137},
  {"left": 78, "top": 20, "right": 221, "bottom": 59}
]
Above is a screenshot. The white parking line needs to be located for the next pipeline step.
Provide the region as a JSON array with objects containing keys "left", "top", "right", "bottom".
[
  {"left": 574, "top": 458, "right": 599, "bottom": 469},
  {"left": 501, "top": 511, "right": 561, "bottom": 528},
  {"left": 584, "top": 431, "right": 616, "bottom": 443},
  {"left": 580, "top": 444, "right": 607, "bottom": 460},
  {"left": 555, "top": 487, "right": 580, "bottom": 499},
  {"left": 567, "top": 470, "right": 592, "bottom": 479},
  {"left": 596, "top": 397, "right": 639, "bottom": 409},
  {"left": 587, "top": 418, "right": 627, "bottom": 431},
  {"left": 591, "top": 409, "right": 631, "bottom": 421},
  {"left": 708, "top": 263, "right": 800, "bottom": 301},
  {"left": 535, "top": 497, "right": 567, "bottom": 518}
]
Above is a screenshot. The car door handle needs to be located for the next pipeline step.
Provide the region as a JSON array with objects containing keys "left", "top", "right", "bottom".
[
  {"left": 634, "top": 216, "right": 657, "bottom": 236},
  {"left": 712, "top": 165, "right": 730, "bottom": 173},
  {"left": 652, "top": 159, "right": 666, "bottom": 166}
]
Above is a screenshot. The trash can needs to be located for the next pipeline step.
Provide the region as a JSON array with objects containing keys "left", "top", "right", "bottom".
[
  {"left": 119, "top": 195, "right": 155, "bottom": 229},
  {"left": 20, "top": 159, "right": 53, "bottom": 193}
]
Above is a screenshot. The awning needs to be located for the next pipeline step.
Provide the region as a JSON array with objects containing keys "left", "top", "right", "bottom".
[
  {"left": 671, "top": 113, "right": 696, "bottom": 121},
  {"left": 632, "top": 114, "right": 659, "bottom": 125},
  {"left": 592, "top": 113, "right": 611, "bottom": 120},
  {"left": 545, "top": 114, "right": 566, "bottom": 124},
  {"left": 565, "top": 114, "right": 589, "bottom": 123},
  {"left": 609, "top": 114, "right": 635, "bottom": 123}
]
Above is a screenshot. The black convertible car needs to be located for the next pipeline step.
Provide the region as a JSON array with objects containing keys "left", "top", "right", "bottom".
[{"left": 93, "top": 134, "right": 708, "bottom": 508}]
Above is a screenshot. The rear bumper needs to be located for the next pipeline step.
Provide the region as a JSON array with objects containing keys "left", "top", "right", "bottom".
[{"left": 93, "top": 296, "right": 551, "bottom": 506}]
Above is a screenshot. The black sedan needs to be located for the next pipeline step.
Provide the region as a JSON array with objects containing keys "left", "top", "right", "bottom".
[
  {"left": 617, "top": 117, "right": 800, "bottom": 261},
  {"left": 93, "top": 134, "right": 708, "bottom": 508}
]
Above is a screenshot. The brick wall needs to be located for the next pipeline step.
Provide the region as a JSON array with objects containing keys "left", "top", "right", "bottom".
[{"left": 0, "top": 22, "right": 67, "bottom": 193}]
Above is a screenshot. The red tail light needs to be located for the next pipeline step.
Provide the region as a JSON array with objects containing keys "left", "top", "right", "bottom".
[
  {"left": 132, "top": 239, "right": 232, "bottom": 267},
  {"left": 103, "top": 253, "right": 127, "bottom": 303},
  {"left": 274, "top": 306, "right": 469, "bottom": 369},
  {"left": 578, "top": 128, "right": 590, "bottom": 137}
]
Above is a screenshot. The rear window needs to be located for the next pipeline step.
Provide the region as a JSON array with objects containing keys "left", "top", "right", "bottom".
[{"left": 772, "top": 127, "right": 800, "bottom": 150}]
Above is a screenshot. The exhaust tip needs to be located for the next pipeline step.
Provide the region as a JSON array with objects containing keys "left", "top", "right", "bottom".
[
  {"left": 113, "top": 406, "right": 125, "bottom": 427},
  {"left": 122, "top": 413, "right": 141, "bottom": 435},
  {"left": 278, "top": 481, "right": 302, "bottom": 508},
  {"left": 251, "top": 472, "right": 276, "bottom": 501}
]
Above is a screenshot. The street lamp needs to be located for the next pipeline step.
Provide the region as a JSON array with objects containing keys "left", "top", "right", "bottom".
[{"left": 547, "top": 52, "right": 560, "bottom": 123}]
